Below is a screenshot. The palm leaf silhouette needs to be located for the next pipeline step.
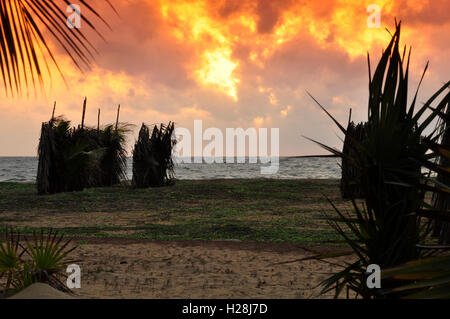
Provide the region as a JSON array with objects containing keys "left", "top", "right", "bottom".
[{"left": 0, "top": 0, "right": 115, "bottom": 97}]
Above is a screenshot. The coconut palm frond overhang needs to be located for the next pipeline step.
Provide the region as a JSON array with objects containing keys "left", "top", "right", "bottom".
[{"left": 0, "top": 0, "right": 116, "bottom": 97}]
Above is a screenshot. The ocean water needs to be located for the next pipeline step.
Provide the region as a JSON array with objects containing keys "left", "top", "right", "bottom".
[{"left": 0, "top": 156, "right": 341, "bottom": 182}]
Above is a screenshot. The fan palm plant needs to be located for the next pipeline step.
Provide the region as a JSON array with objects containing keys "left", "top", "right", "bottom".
[
  {"left": 24, "top": 229, "right": 78, "bottom": 293},
  {"left": 0, "top": 228, "right": 77, "bottom": 295},
  {"left": 304, "top": 21, "right": 450, "bottom": 298},
  {"left": 0, "top": 229, "right": 24, "bottom": 292},
  {"left": 0, "top": 0, "right": 116, "bottom": 97}
]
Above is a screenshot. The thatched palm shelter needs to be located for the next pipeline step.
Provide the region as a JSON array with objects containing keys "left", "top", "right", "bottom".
[
  {"left": 340, "top": 121, "right": 367, "bottom": 199},
  {"left": 37, "top": 117, "right": 101, "bottom": 194},
  {"left": 97, "top": 125, "right": 128, "bottom": 186},
  {"left": 132, "top": 122, "right": 176, "bottom": 188},
  {"left": 37, "top": 101, "right": 128, "bottom": 194}
]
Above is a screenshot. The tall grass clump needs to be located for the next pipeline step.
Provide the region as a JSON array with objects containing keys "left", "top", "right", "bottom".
[
  {"left": 304, "top": 21, "right": 450, "bottom": 298},
  {"left": 132, "top": 122, "right": 176, "bottom": 188},
  {"left": 37, "top": 100, "right": 129, "bottom": 194}
]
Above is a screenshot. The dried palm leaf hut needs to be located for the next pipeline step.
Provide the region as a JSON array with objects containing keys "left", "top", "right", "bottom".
[
  {"left": 37, "top": 117, "right": 100, "bottom": 194},
  {"left": 132, "top": 122, "right": 176, "bottom": 188},
  {"left": 340, "top": 121, "right": 367, "bottom": 199},
  {"left": 37, "top": 102, "right": 128, "bottom": 194}
]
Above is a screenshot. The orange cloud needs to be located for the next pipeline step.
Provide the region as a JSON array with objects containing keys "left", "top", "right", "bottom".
[{"left": 1, "top": 0, "right": 449, "bottom": 156}]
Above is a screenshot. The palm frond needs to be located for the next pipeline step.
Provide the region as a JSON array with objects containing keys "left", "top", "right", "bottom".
[{"left": 0, "top": 0, "right": 115, "bottom": 97}]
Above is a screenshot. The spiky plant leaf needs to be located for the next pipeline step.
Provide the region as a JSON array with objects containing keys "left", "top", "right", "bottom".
[{"left": 305, "top": 21, "right": 450, "bottom": 298}]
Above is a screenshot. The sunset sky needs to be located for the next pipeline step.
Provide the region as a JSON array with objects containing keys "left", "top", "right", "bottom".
[{"left": 0, "top": 0, "right": 449, "bottom": 156}]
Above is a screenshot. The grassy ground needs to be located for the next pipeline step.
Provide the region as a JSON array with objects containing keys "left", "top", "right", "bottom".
[{"left": 0, "top": 179, "right": 351, "bottom": 245}]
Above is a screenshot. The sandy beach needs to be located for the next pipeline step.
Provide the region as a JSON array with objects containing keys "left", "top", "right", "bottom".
[
  {"left": 0, "top": 179, "right": 350, "bottom": 298},
  {"left": 68, "top": 239, "right": 344, "bottom": 299}
]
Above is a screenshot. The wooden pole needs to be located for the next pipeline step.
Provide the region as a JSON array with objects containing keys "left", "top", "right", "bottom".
[
  {"left": 97, "top": 108, "right": 101, "bottom": 131},
  {"left": 51, "top": 101, "right": 56, "bottom": 121},
  {"left": 81, "top": 97, "right": 87, "bottom": 129},
  {"left": 115, "top": 104, "right": 120, "bottom": 130}
]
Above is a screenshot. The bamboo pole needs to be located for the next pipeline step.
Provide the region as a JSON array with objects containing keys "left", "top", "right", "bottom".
[
  {"left": 81, "top": 97, "right": 87, "bottom": 129},
  {"left": 51, "top": 101, "right": 56, "bottom": 121},
  {"left": 97, "top": 108, "right": 101, "bottom": 131},
  {"left": 115, "top": 104, "right": 121, "bottom": 130}
]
